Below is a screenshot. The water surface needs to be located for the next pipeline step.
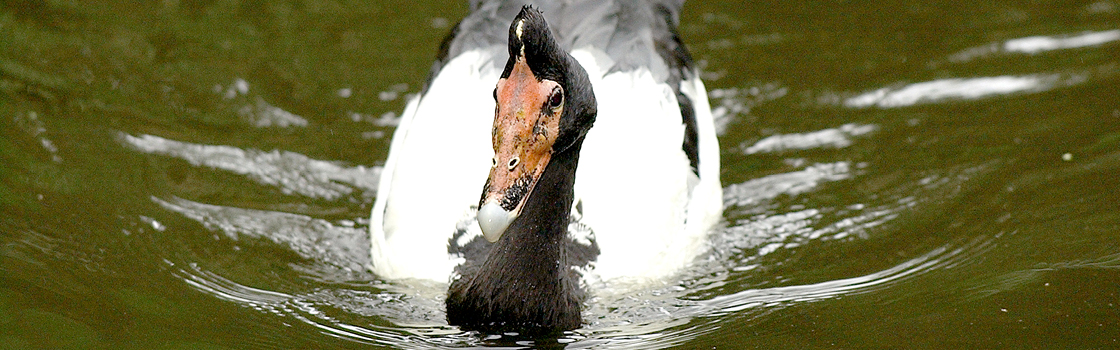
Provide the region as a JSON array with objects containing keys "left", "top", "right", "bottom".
[{"left": 2, "top": 0, "right": 1119, "bottom": 348}]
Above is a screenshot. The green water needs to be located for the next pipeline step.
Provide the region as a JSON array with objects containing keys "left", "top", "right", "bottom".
[{"left": 2, "top": 0, "right": 1119, "bottom": 348}]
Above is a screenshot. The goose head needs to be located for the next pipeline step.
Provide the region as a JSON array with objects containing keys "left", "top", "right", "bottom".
[{"left": 476, "top": 6, "right": 596, "bottom": 243}]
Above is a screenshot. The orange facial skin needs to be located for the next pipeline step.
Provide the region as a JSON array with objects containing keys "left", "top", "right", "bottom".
[{"left": 481, "top": 55, "right": 563, "bottom": 215}]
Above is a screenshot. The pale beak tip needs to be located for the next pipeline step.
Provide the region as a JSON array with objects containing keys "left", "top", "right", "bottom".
[{"left": 478, "top": 202, "right": 515, "bottom": 243}]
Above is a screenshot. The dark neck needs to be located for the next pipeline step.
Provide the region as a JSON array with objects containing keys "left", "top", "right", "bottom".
[{"left": 447, "top": 142, "right": 584, "bottom": 333}]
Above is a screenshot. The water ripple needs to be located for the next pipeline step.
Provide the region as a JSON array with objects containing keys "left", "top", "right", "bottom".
[
  {"left": 1004, "top": 30, "right": 1120, "bottom": 54},
  {"left": 156, "top": 160, "right": 1000, "bottom": 349},
  {"left": 146, "top": 104, "right": 1005, "bottom": 348},
  {"left": 740, "top": 123, "right": 877, "bottom": 154},
  {"left": 845, "top": 75, "right": 1057, "bottom": 108},
  {"left": 948, "top": 29, "right": 1120, "bottom": 62},
  {"left": 121, "top": 133, "right": 380, "bottom": 200},
  {"left": 697, "top": 243, "right": 966, "bottom": 315},
  {"left": 706, "top": 84, "right": 788, "bottom": 134},
  {"left": 723, "top": 162, "right": 851, "bottom": 207},
  {"left": 154, "top": 196, "right": 370, "bottom": 273},
  {"left": 216, "top": 78, "right": 309, "bottom": 128}
]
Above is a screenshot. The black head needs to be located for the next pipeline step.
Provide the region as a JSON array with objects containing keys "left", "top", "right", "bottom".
[
  {"left": 501, "top": 5, "right": 596, "bottom": 154},
  {"left": 475, "top": 6, "right": 597, "bottom": 242}
]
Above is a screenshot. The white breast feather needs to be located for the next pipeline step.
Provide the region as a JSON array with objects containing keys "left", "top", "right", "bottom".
[
  {"left": 370, "top": 50, "right": 499, "bottom": 281},
  {"left": 570, "top": 48, "right": 721, "bottom": 283},
  {"left": 371, "top": 48, "right": 723, "bottom": 284}
]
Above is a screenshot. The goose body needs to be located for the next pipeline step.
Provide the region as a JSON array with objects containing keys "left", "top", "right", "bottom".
[{"left": 369, "top": 1, "right": 722, "bottom": 331}]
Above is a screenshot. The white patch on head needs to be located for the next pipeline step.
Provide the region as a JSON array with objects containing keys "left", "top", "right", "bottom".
[{"left": 516, "top": 20, "right": 527, "bottom": 58}]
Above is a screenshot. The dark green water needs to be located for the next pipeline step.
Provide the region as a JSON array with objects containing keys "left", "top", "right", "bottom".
[{"left": 3, "top": 0, "right": 1119, "bottom": 348}]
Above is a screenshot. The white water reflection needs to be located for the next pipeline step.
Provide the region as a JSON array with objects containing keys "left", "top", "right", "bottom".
[
  {"left": 948, "top": 29, "right": 1120, "bottom": 62},
  {"left": 741, "top": 123, "right": 877, "bottom": 154},
  {"left": 154, "top": 196, "right": 370, "bottom": 272},
  {"left": 845, "top": 75, "right": 1054, "bottom": 108},
  {"left": 1004, "top": 30, "right": 1120, "bottom": 54},
  {"left": 121, "top": 133, "right": 379, "bottom": 200},
  {"left": 707, "top": 84, "right": 788, "bottom": 135},
  {"left": 239, "top": 96, "right": 309, "bottom": 127},
  {"left": 723, "top": 162, "right": 851, "bottom": 207},
  {"left": 853, "top": 29, "right": 1119, "bottom": 109},
  {"left": 13, "top": 110, "right": 62, "bottom": 162},
  {"left": 215, "top": 78, "right": 310, "bottom": 128}
]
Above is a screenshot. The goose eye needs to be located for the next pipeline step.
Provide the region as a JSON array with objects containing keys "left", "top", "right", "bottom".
[
  {"left": 491, "top": 157, "right": 498, "bottom": 168},
  {"left": 507, "top": 157, "right": 519, "bottom": 170},
  {"left": 548, "top": 87, "right": 563, "bottom": 109}
]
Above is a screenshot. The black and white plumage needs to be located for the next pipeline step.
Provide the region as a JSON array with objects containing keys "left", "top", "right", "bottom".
[{"left": 369, "top": 1, "right": 722, "bottom": 331}]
